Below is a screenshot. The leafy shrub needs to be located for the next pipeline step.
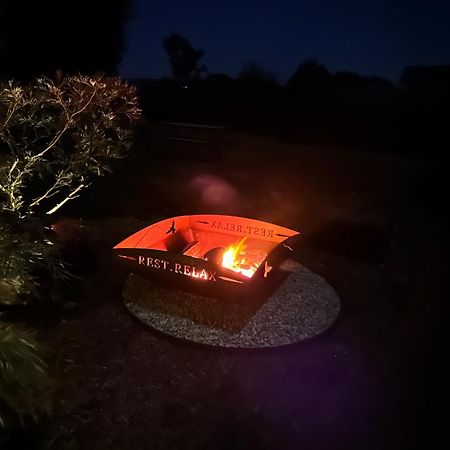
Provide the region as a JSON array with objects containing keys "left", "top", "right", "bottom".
[
  {"left": 0, "top": 322, "right": 52, "bottom": 427},
  {"left": 0, "top": 74, "right": 140, "bottom": 434},
  {"left": 0, "top": 215, "right": 71, "bottom": 306},
  {"left": 0, "top": 74, "right": 141, "bottom": 216}
]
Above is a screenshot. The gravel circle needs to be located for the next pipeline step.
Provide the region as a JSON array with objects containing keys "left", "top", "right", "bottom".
[{"left": 123, "top": 261, "right": 340, "bottom": 348}]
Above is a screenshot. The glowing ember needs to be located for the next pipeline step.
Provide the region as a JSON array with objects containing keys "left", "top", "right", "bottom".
[{"left": 222, "top": 237, "right": 265, "bottom": 278}]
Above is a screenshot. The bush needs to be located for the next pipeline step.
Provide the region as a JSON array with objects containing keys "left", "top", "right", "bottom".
[
  {"left": 0, "top": 74, "right": 140, "bottom": 435},
  {"left": 0, "top": 215, "right": 71, "bottom": 306},
  {"left": 0, "top": 322, "right": 52, "bottom": 427},
  {"left": 0, "top": 74, "right": 141, "bottom": 216}
]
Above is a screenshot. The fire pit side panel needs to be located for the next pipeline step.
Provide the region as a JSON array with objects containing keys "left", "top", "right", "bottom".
[{"left": 189, "top": 215, "right": 299, "bottom": 243}]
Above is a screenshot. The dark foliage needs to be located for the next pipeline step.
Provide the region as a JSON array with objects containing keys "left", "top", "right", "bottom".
[
  {"left": 0, "top": 322, "right": 53, "bottom": 428},
  {"left": 136, "top": 54, "right": 450, "bottom": 155},
  {"left": 237, "top": 63, "right": 279, "bottom": 96},
  {"left": 0, "top": 214, "right": 71, "bottom": 306},
  {"left": 400, "top": 65, "right": 450, "bottom": 94},
  {"left": 0, "top": 0, "right": 133, "bottom": 80},
  {"left": 163, "top": 33, "right": 206, "bottom": 83},
  {"left": 330, "top": 71, "right": 396, "bottom": 97},
  {"left": 0, "top": 71, "right": 140, "bottom": 432},
  {"left": 287, "top": 58, "right": 331, "bottom": 98}
]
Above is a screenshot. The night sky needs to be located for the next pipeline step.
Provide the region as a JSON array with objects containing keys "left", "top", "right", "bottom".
[{"left": 120, "top": 0, "right": 450, "bottom": 83}]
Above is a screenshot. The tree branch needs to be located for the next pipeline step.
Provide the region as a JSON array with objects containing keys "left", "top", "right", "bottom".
[
  {"left": 33, "top": 86, "right": 97, "bottom": 161},
  {"left": 29, "top": 185, "right": 63, "bottom": 210},
  {"left": 45, "top": 183, "right": 86, "bottom": 215}
]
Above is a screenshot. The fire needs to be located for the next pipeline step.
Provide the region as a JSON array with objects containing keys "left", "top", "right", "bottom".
[{"left": 222, "top": 237, "right": 264, "bottom": 278}]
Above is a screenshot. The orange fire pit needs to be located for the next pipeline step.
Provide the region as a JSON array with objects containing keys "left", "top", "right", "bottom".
[{"left": 113, "top": 215, "right": 300, "bottom": 301}]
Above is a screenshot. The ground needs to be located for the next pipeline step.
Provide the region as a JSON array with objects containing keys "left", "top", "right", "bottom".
[{"left": 16, "top": 125, "right": 449, "bottom": 449}]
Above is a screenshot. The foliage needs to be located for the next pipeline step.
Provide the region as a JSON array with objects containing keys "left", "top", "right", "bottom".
[
  {"left": 238, "top": 62, "right": 277, "bottom": 85},
  {"left": 400, "top": 65, "right": 450, "bottom": 93},
  {"left": 0, "top": 322, "right": 52, "bottom": 427},
  {"left": 0, "top": 215, "right": 71, "bottom": 306},
  {"left": 0, "top": 73, "right": 140, "bottom": 435},
  {"left": 163, "top": 33, "right": 207, "bottom": 83},
  {"left": 0, "top": 74, "right": 141, "bottom": 216},
  {"left": 237, "top": 62, "right": 279, "bottom": 99},
  {"left": 287, "top": 58, "right": 331, "bottom": 97},
  {"left": 0, "top": 0, "right": 133, "bottom": 79}
]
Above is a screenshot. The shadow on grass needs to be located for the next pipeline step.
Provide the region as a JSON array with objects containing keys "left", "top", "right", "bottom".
[{"left": 308, "top": 219, "right": 390, "bottom": 263}]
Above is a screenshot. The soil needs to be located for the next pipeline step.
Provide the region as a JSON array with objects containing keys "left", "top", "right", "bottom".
[{"left": 6, "top": 123, "right": 449, "bottom": 449}]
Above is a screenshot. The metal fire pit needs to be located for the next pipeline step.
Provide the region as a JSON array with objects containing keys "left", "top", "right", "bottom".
[{"left": 113, "top": 215, "right": 301, "bottom": 305}]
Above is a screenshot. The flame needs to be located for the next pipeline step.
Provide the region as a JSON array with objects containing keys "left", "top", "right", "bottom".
[{"left": 222, "top": 237, "right": 264, "bottom": 278}]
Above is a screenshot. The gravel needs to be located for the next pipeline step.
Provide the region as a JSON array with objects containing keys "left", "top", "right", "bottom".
[{"left": 122, "top": 260, "right": 340, "bottom": 348}]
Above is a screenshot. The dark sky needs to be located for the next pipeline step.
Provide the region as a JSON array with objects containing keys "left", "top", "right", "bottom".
[{"left": 120, "top": 0, "right": 450, "bottom": 82}]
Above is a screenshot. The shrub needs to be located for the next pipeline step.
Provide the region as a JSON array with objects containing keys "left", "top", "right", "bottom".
[
  {"left": 0, "top": 74, "right": 141, "bottom": 216},
  {"left": 0, "top": 322, "right": 52, "bottom": 427},
  {"left": 0, "top": 215, "right": 71, "bottom": 306},
  {"left": 0, "top": 74, "right": 140, "bottom": 435}
]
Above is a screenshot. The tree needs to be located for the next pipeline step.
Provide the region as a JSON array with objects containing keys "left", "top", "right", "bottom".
[
  {"left": 238, "top": 62, "right": 277, "bottom": 87},
  {"left": 163, "top": 33, "right": 206, "bottom": 83},
  {"left": 331, "top": 71, "right": 396, "bottom": 97},
  {"left": 236, "top": 62, "right": 279, "bottom": 105},
  {"left": 287, "top": 59, "right": 331, "bottom": 98},
  {"left": 0, "top": 0, "right": 133, "bottom": 80},
  {"left": 400, "top": 65, "right": 450, "bottom": 94}
]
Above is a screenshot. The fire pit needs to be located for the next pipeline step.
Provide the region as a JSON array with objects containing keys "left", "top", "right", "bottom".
[
  {"left": 115, "top": 215, "right": 340, "bottom": 348},
  {"left": 114, "top": 214, "right": 301, "bottom": 305}
]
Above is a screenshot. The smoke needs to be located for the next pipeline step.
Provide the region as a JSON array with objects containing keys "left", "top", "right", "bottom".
[{"left": 190, "top": 174, "right": 241, "bottom": 212}]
